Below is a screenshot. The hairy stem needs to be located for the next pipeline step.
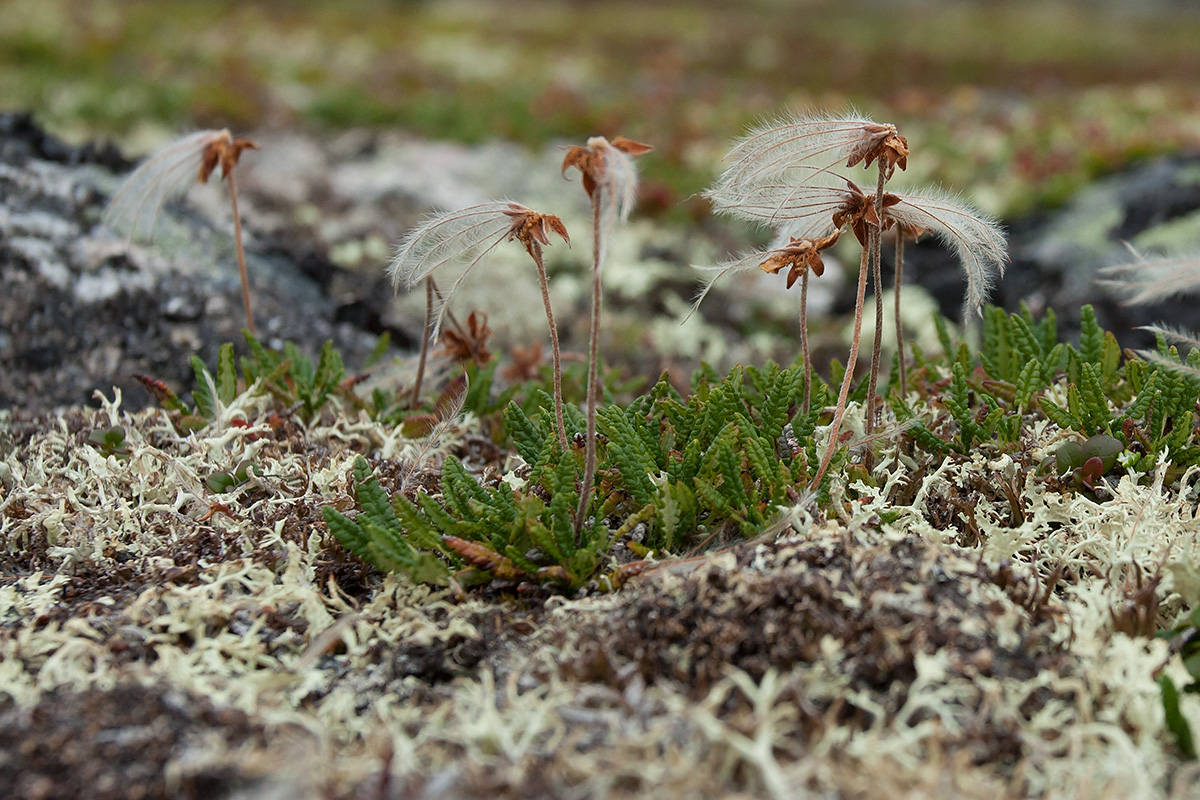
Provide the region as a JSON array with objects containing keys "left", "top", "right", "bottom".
[
  {"left": 428, "top": 278, "right": 468, "bottom": 341},
  {"left": 800, "top": 269, "right": 811, "bottom": 414},
  {"left": 865, "top": 163, "right": 887, "bottom": 438},
  {"left": 811, "top": 242, "right": 871, "bottom": 488},
  {"left": 411, "top": 276, "right": 434, "bottom": 409},
  {"left": 575, "top": 199, "right": 604, "bottom": 543},
  {"left": 532, "top": 248, "right": 568, "bottom": 451},
  {"left": 226, "top": 174, "right": 255, "bottom": 336},
  {"left": 895, "top": 234, "right": 907, "bottom": 399}
]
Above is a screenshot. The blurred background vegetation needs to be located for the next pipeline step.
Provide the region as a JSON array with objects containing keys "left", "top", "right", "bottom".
[{"left": 5, "top": 0, "right": 1200, "bottom": 215}]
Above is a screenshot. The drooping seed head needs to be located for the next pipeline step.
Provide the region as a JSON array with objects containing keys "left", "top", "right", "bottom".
[
  {"left": 388, "top": 200, "right": 569, "bottom": 337},
  {"left": 562, "top": 135, "right": 652, "bottom": 221},
  {"left": 103, "top": 129, "right": 259, "bottom": 241}
]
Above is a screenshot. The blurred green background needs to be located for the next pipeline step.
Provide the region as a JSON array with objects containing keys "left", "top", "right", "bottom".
[{"left": 5, "top": 0, "right": 1200, "bottom": 215}]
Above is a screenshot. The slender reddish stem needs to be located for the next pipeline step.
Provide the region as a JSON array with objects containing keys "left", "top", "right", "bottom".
[
  {"left": 532, "top": 248, "right": 568, "bottom": 451},
  {"left": 575, "top": 199, "right": 604, "bottom": 543},
  {"left": 811, "top": 242, "right": 871, "bottom": 488},
  {"left": 226, "top": 173, "right": 255, "bottom": 336},
  {"left": 411, "top": 276, "right": 434, "bottom": 409},
  {"left": 895, "top": 234, "right": 907, "bottom": 399},
  {"left": 865, "top": 164, "right": 886, "bottom": 437},
  {"left": 800, "top": 269, "right": 811, "bottom": 415}
]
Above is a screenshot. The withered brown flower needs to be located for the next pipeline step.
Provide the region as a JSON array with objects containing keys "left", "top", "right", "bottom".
[
  {"left": 830, "top": 180, "right": 901, "bottom": 246},
  {"left": 197, "top": 133, "right": 259, "bottom": 184},
  {"left": 438, "top": 310, "right": 493, "bottom": 367},
  {"left": 501, "top": 342, "right": 545, "bottom": 383},
  {"left": 562, "top": 135, "right": 652, "bottom": 220},
  {"left": 756, "top": 230, "right": 842, "bottom": 288},
  {"left": 844, "top": 123, "right": 909, "bottom": 178},
  {"left": 502, "top": 205, "right": 570, "bottom": 259}
]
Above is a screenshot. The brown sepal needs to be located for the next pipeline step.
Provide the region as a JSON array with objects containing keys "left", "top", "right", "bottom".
[
  {"left": 845, "top": 124, "right": 909, "bottom": 179},
  {"left": 198, "top": 134, "right": 259, "bottom": 184},
  {"left": 610, "top": 136, "right": 653, "bottom": 156},
  {"left": 562, "top": 146, "right": 600, "bottom": 201}
]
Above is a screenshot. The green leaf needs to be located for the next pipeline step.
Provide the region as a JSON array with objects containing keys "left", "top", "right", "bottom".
[
  {"left": 1080, "top": 304, "right": 1103, "bottom": 366},
  {"left": 216, "top": 343, "right": 238, "bottom": 406},
  {"left": 322, "top": 506, "right": 372, "bottom": 562},
  {"left": 1161, "top": 675, "right": 1197, "bottom": 760},
  {"left": 190, "top": 356, "right": 218, "bottom": 420},
  {"left": 365, "top": 332, "right": 391, "bottom": 368}
]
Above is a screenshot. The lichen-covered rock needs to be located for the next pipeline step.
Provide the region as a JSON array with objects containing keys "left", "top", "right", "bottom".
[{"left": 0, "top": 113, "right": 394, "bottom": 413}]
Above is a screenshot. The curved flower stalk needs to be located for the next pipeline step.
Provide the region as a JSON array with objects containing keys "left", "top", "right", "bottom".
[
  {"left": 389, "top": 200, "right": 571, "bottom": 449},
  {"left": 562, "top": 135, "right": 652, "bottom": 541},
  {"left": 104, "top": 129, "right": 260, "bottom": 333},
  {"left": 693, "top": 231, "right": 841, "bottom": 414}
]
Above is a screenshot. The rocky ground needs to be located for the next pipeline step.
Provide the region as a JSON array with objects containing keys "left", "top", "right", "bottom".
[{"left": 5, "top": 117, "right": 1200, "bottom": 798}]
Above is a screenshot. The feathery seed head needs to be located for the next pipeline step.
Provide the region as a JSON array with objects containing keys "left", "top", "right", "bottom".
[
  {"left": 1098, "top": 252, "right": 1200, "bottom": 306},
  {"left": 387, "top": 200, "right": 568, "bottom": 338},
  {"left": 707, "top": 111, "right": 905, "bottom": 211},
  {"left": 884, "top": 189, "right": 1007, "bottom": 319},
  {"left": 103, "top": 129, "right": 259, "bottom": 241},
  {"left": 689, "top": 229, "right": 842, "bottom": 317},
  {"left": 561, "top": 135, "right": 652, "bottom": 221}
]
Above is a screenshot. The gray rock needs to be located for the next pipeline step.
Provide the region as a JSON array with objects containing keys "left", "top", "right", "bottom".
[
  {"left": 0, "top": 113, "right": 401, "bottom": 414},
  {"left": 903, "top": 154, "right": 1200, "bottom": 345}
]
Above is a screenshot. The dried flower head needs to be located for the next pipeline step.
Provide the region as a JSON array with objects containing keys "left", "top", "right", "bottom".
[
  {"left": 736, "top": 181, "right": 1007, "bottom": 319},
  {"left": 562, "top": 135, "right": 652, "bottom": 222},
  {"left": 830, "top": 180, "right": 902, "bottom": 245},
  {"left": 388, "top": 200, "right": 569, "bottom": 336},
  {"left": 503, "top": 204, "right": 570, "bottom": 259},
  {"left": 844, "top": 123, "right": 909, "bottom": 178},
  {"left": 104, "top": 129, "right": 258, "bottom": 240},
  {"left": 690, "top": 230, "right": 841, "bottom": 314},
  {"left": 438, "top": 310, "right": 493, "bottom": 367},
  {"left": 756, "top": 230, "right": 842, "bottom": 287}
]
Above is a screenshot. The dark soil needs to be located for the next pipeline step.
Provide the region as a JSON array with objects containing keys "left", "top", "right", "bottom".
[{"left": 0, "top": 683, "right": 269, "bottom": 800}]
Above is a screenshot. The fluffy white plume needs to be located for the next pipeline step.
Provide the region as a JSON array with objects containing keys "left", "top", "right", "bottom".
[
  {"left": 687, "top": 249, "right": 780, "bottom": 320},
  {"left": 1097, "top": 253, "right": 1200, "bottom": 306},
  {"left": 706, "top": 111, "right": 886, "bottom": 204},
  {"left": 717, "top": 181, "right": 858, "bottom": 233},
  {"left": 387, "top": 201, "right": 517, "bottom": 289},
  {"left": 886, "top": 189, "right": 1007, "bottom": 319},
  {"left": 592, "top": 137, "right": 641, "bottom": 224},
  {"left": 388, "top": 200, "right": 565, "bottom": 338},
  {"left": 103, "top": 130, "right": 230, "bottom": 241}
]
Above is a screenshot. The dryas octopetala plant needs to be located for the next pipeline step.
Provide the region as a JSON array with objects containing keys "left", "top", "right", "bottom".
[
  {"left": 697, "top": 111, "right": 1007, "bottom": 487},
  {"left": 104, "top": 129, "right": 260, "bottom": 334}
]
